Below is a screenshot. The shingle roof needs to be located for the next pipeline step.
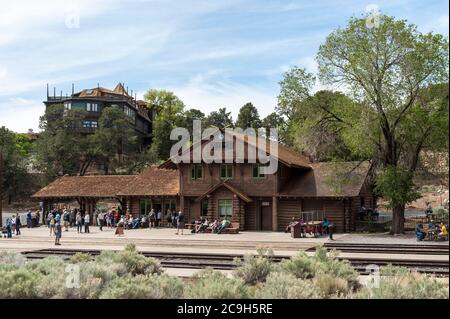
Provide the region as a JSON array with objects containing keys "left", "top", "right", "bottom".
[
  {"left": 279, "top": 161, "right": 371, "bottom": 197},
  {"left": 159, "top": 129, "right": 311, "bottom": 169},
  {"left": 117, "top": 166, "right": 179, "bottom": 197},
  {"left": 32, "top": 175, "right": 136, "bottom": 199}
]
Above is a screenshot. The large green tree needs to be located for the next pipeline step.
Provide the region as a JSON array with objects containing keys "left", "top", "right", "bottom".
[
  {"left": 145, "top": 90, "right": 185, "bottom": 160},
  {"left": 204, "top": 107, "right": 234, "bottom": 129},
  {"left": 235, "top": 102, "right": 261, "bottom": 130},
  {"left": 0, "top": 127, "right": 34, "bottom": 226},
  {"left": 34, "top": 104, "right": 90, "bottom": 181},
  {"left": 88, "top": 106, "right": 137, "bottom": 174},
  {"left": 316, "top": 15, "right": 449, "bottom": 234}
]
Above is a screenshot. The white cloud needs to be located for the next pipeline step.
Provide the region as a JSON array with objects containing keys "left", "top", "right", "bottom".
[
  {"left": 168, "top": 73, "right": 277, "bottom": 120},
  {"left": 0, "top": 98, "right": 44, "bottom": 133}
]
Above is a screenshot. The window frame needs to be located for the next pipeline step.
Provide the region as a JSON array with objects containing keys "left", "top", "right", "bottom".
[
  {"left": 220, "top": 164, "right": 233, "bottom": 179},
  {"left": 218, "top": 199, "right": 232, "bottom": 219},
  {"left": 191, "top": 164, "right": 203, "bottom": 180},
  {"left": 252, "top": 163, "right": 267, "bottom": 179}
]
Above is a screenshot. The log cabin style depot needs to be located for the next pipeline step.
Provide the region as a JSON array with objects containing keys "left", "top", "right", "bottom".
[{"left": 32, "top": 132, "right": 375, "bottom": 233}]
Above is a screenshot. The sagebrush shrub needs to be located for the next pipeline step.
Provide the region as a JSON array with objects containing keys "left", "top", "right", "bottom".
[
  {"left": 99, "top": 274, "right": 184, "bottom": 299},
  {"left": 233, "top": 253, "right": 273, "bottom": 285},
  {"left": 0, "top": 251, "right": 26, "bottom": 267},
  {"left": 185, "top": 269, "right": 251, "bottom": 299},
  {"left": 255, "top": 272, "right": 323, "bottom": 299},
  {"left": 0, "top": 268, "right": 41, "bottom": 298},
  {"left": 313, "top": 274, "right": 350, "bottom": 297},
  {"left": 278, "top": 252, "right": 316, "bottom": 279},
  {"left": 70, "top": 252, "right": 93, "bottom": 264}
]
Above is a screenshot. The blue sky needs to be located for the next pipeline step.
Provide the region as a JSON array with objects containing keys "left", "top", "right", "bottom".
[{"left": 0, "top": 0, "right": 448, "bottom": 133}]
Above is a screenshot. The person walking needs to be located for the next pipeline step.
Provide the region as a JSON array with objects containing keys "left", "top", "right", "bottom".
[
  {"left": 15, "top": 214, "right": 21, "bottom": 235},
  {"left": 76, "top": 211, "right": 83, "bottom": 233},
  {"left": 46, "top": 211, "right": 54, "bottom": 229},
  {"left": 175, "top": 210, "right": 185, "bottom": 235},
  {"left": 84, "top": 213, "right": 90, "bottom": 233}
]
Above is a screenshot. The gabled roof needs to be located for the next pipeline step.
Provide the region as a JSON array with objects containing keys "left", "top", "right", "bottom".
[
  {"left": 117, "top": 166, "right": 179, "bottom": 197},
  {"left": 32, "top": 175, "right": 136, "bottom": 199},
  {"left": 159, "top": 129, "right": 311, "bottom": 170},
  {"left": 196, "top": 181, "right": 252, "bottom": 203},
  {"left": 279, "top": 161, "right": 372, "bottom": 198}
]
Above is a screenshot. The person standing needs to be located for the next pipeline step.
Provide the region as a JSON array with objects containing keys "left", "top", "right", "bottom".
[
  {"left": 55, "top": 219, "right": 62, "bottom": 246},
  {"left": 175, "top": 210, "right": 185, "bottom": 235},
  {"left": 5, "top": 218, "right": 13, "bottom": 238},
  {"left": 46, "top": 211, "right": 54, "bottom": 229},
  {"left": 156, "top": 210, "right": 162, "bottom": 228},
  {"left": 98, "top": 211, "right": 104, "bottom": 231},
  {"left": 149, "top": 209, "right": 155, "bottom": 228},
  {"left": 15, "top": 214, "right": 21, "bottom": 235},
  {"left": 49, "top": 215, "right": 56, "bottom": 236},
  {"left": 69, "top": 209, "right": 75, "bottom": 227},
  {"left": 26, "top": 210, "right": 32, "bottom": 228},
  {"left": 63, "top": 210, "right": 70, "bottom": 231},
  {"left": 76, "top": 211, "right": 83, "bottom": 233},
  {"left": 84, "top": 213, "right": 90, "bottom": 233}
]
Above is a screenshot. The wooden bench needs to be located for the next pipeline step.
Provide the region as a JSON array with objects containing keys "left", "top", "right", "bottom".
[{"left": 187, "top": 222, "right": 240, "bottom": 234}]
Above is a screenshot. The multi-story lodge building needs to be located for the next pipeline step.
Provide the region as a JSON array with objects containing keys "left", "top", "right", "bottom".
[
  {"left": 44, "top": 83, "right": 154, "bottom": 152},
  {"left": 33, "top": 131, "right": 375, "bottom": 233}
]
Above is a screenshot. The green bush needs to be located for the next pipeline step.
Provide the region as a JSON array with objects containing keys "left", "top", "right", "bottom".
[
  {"left": 100, "top": 274, "right": 184, "bottom": 299},
  {"left": 313, "top": 274, "right": 350, "bottom": 297},
  {"left": 233, "top": 253, "right": 273, "bottom": 285},
  {"left": 278, "top": 252, "right": 316, "bottom": 279},
  {"left": 25, "top": 256, "right": 66, "bottom": 276},
  {"left": 0, "top": 268, "right": 41, "bottom": 298},
  {"left": 185, "top": 269, "right": 251, "bottom": 299},
  {"left": 70, "top": 252, "right": 94, "bottom": 264},
  {"left": 354, "top": 266, "right": 449, "bottom": 299},
  {"left": 255, "top": 272, "right": 323, "bottom": 299},
  {"left": 95, "top": 248, "right": 162, "bottom": 276}
]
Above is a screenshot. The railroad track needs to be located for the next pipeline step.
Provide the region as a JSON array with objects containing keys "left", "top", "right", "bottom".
[
  {"left": 319, "top": 243, "right": 449, "bottom": 255},
  {"left": 21, "top": 248, "right": 449, "bottom": 277}
]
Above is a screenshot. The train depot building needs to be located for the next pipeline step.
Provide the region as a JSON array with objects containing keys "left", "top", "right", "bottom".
[{"left": 33, "top": 132, "right": 375, "bottom": 233}]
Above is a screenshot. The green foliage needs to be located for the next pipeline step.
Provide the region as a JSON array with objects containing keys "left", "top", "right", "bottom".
[
  {"left": 375, "top": 165, "right": 421, "bottom": 208},
  {"left": 145, "top": 89, "right": 186, "bottom": 160},
  {"left": 235, "top": 103, "right": 261, "bottom": 130},
  {"left": 204, "top": 108, "right": 234, "bottom": 129},
  {"left": 99, "top": 274, "right": 184, "bottom": 299},
  {"left": 69, "top": 253, "right": 94, "bottom": 264},
  {"left": 355, "top": 266, "right": 449, "bottom": 299},
  {"left": 233, "top": 253, "right": 274, "bottom": 285},
  {"left": 255, "top": 272, "right": 323, "bottom": 299},
  {"left": 313, "top": 273, "right": 350, "bottom": 297},
  {"left": 0, "top": 268, "right": 41, "bottom": 298},
  {"left": 279, "top": 247, "right": 359, "bottom": 290},
  {"left": 185, "top": 269, "right": 251, "bottom": 299}
]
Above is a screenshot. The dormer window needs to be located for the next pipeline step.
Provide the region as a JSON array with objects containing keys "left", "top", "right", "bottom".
[
  {"left": 220, "top": 164, "right": 233, "bottom": 179},
  {"left": 191, "top": 164, "right": 203, "bottom": 180}
]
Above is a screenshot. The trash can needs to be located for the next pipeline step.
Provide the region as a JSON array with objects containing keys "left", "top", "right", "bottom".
[{"left": 291, "top": 223, "right": 302, "bottom": 238}]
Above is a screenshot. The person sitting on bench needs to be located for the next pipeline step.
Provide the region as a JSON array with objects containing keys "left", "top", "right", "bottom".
[
  {"left": 216, "top": 218, "right": 231, "bottom": 234},
  {"left": 415, "top": 223, "right": 426, "bottom": 241},
  {"left": 438, "top": 223, "right": 448, "bottom": 240},
  {"left": 195, "top": 218, "right": 209, "bottom": 233}
]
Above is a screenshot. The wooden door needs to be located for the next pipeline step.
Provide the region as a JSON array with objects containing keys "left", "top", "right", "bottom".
[{"left": 261, "top": 204, "right": 272, "bottom": 230}]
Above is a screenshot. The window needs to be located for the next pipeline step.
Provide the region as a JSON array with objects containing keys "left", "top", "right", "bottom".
[
  {"left": 86, "top": 103, "right": 99, "bottom": 112},
  {"left": 82, "top": 120, "right": 98, "bottom": 129},
  {"left": 218, "top": 199, "right": 232, "bottom": 219},
  {"left": 140, "top": 199, "right": 152, "bottom": 217},
  {"left": 252, "top": 163, "right": 267, "bottom": 178},
  {"left": 191, "top": 164, "right": 203, "bottom": 180},
  {"left": 124, "top": 105, "right": 135, "bottom": 120},
  {"left": 220, "top": 164, "right": 233, "bottom": 179},
  {"left": 201, "top": 200, "right": 208, "bottom": 217},
  {"left": 164, "top": 199, "right": 176, "bottom": 214},
  {"left": 91, "top": 121, "right": 98, "bottom": 128}
]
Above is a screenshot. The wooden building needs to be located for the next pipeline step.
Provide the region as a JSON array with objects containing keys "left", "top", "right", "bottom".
[{"left": 33, "top": 134, "right": 375, "bottom": 233}]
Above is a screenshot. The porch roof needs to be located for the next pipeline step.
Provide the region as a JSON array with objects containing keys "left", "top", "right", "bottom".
[{"left": 195, "top": 181, "right": 253, "bottom": 203}]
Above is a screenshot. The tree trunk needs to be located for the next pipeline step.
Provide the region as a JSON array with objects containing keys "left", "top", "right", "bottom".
[{"left": 390, "top": 204, "right": 405, "bottom": 235}]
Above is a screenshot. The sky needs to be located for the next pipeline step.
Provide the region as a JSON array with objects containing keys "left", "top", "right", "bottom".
[{"left": 0, "top": 0, "right": 448, "bottom": 133}]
